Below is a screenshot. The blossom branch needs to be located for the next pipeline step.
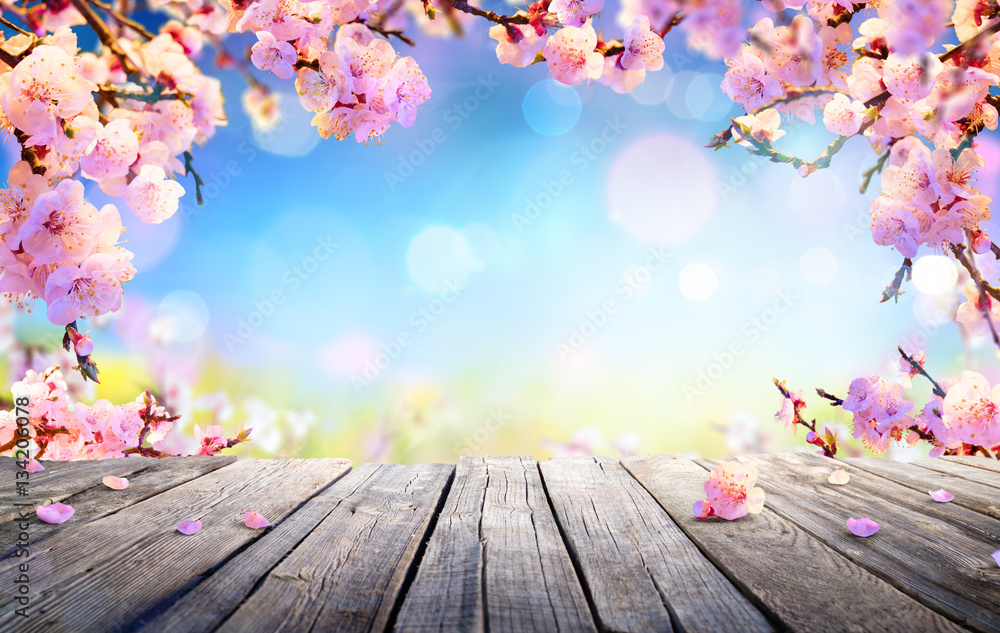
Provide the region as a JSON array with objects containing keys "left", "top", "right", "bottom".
[
  {"left": 88, "top": 0, "right": 155, "bottom": 40},
  {"left": 0, "top": 14, "right": 33, "bottom": 38},
  {"left": 881, "top": 257, "right": 912, "bottom": 303},
  {"left": 949, "top": 241, "right": 1000, "bottom": 348},
  {"left": 69, "top": 0, "right": 140, "bottom": 75},
  {"left": 898, "top": 346, "right": 947, "bottom": 398},
  {"left": 438, "top": 0, "right": 528, "bottom": 26}
]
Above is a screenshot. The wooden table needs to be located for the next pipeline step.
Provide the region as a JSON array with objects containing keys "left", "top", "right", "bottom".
[{"left": 1, "top": 453, "right": 998, "bottom": 632}]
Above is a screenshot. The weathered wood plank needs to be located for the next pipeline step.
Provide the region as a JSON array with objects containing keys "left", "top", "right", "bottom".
[
  {"left": 134, "top": 458, "right": 356, "bottom": 633},
  {"left": 0, "top": 458, "right": 352, "bottom": 632},
  {"left": 0, "top": 456, "right": 234, "bottom": 550},
  {"left": 705, "top": 453, "right": 1000, "bottom": 633},
  {"left": 623, "top": 454, "right": 971, "bottom": 633},
  {"left": 942, "top": 455, "right": 1000, "bottom": 475},
  {"left": 845, "top": 457, "right": 1000, "bottom": 521},
  {"left": 396, "top": 456, "right": 596, "bottom": 633},
  {"left": 914, "top": 457, "right": 1000, "bottom": 490},
  {"left": 539, "top": 456, "right": 774, "bottom": 633},
  {"left": 0, "top": 456, "right": 163, "bottom": 525},
  {"left": 214, "top": 462, "right": 454, "bottom": 633}
]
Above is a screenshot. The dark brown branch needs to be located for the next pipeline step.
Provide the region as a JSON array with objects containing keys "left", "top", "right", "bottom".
[
  {"left": 69, "top": 0, "right": 139, "bottom": 75},
  {"left": 88, "top": 0, "right": 155, "bottom": 39}
]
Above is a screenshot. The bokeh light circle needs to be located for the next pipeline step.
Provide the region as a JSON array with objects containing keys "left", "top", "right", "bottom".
[
  {"left": 157, "top": 291, "right": 211, "bottom": 342},
  {"left": 254, "top": 92, "right": 321, "bottom": 157},
  {"left": 406, "top": 225, "right": 477, "bottom": 294},
  {"left": 606, "top": 134, "right": 717, "bottom": 245},
  {"left": 684, "top": 73, "right": 732, "bottom": 121},
  {"left": 799, "top": 247, "right": 838, "bottom": 284},
  {"left": 629, "top": 65, "right": 675, "bottom": 106},
  {"left": 912, "top": 255, "right": 958, "bottom": 295},
  {"left": 678, "top": 263, "right": 717, "bottom": 301},
  {"left": 522, "top": 80, "right": 582, "bottom": 136},
  {"left": 787, "top": 169, "right": 847, "bottom": 225}
]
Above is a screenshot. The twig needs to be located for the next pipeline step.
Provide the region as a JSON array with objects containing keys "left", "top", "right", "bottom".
[
  {"left": 898, "top": 346, "right": 947, "bottom": 398},
  {"left": 69, "top": 0, "right": 139, "bottom": 75},
  {"left": 88, "top": 0, "right": 155, "bottom": 40},
  {"left": 438, "top": 0, "right": 527, "bottom": 26},
  {"left": 860, "top": 147, "right": 891, "bottom": 194},
  {"left": 816, "top": 388, "right": 844, "bottom": 406},
  {"left": 0, "top": 14, "right": 33, "bottom": 37},
  {"left": 950, "top": 241, "right": 1000, "bottom": 349},
  {"left": 881, "top": 258, "right": 912, "bottom": 303}
]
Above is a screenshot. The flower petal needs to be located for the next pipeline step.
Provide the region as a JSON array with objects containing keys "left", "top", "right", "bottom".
[
  {"left": 25, "top": 459, "right": 45, "bottom": 473},
  {"left": 36, "top": 502, "right": 75, "bottom": 524},
  {"left": 846, "top": 517, "right": 880, "bottom": 537},
  {"left": 828, "top": 468, "right": 850, "bottom": 485},
  {"left": 103, "top": 476, "right": 130, "bottom": 490},
  {"left": 992, "top": 550, "right": 1000, "bottom": 567},
  {"left": 244, "top": 511, "right": 271, "bottom": 529},
  {"left": 746, "top": 486, "right": 766, "bottom": 514},
  {"left": 177, "top": 520, "right": 202, "bottom": 535},
  {"left": 928, "top": 489, "right": 954, "bottom": 502}
]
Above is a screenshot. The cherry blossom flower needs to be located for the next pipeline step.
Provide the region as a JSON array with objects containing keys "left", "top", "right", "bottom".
[
  {"left": 126, "top": 165, "right": 186, "bottom": 224},
  {"left": 337, "top": 36, "right": 395, "bottom": 97},
  {"left": 544, "top": 23, "right": 605, "bottom": 85},
  {"left": 818, "top": 23, "right": 851, "bottom": 89},
  {"left": 732, "top": 109, "right": 787, "bottom": 145},
  {"left": 37, "top": 502, "right": 75, "bottom": 524},
  {"left": 941, "top": 371, "right": 1000, "bottom": 448},
  {"left": 881, "top": 0, "right": 952, "bottom": 54},
  {"left": 295, "top": 52, "right": 349, "bottom": 112},
  {"left": 194, "top": 423, "right": 229, "bottom": 455},
  {"left": 80, "top": 119, "right": 140, "bottom": 184},
  {"left": 621, "top": 16, "right": 664, "bottom": 72},
  {"left": 597, "top": 57, "right": 646, "bottom": 94},
  {"left": 882, "top": 145, "right": 941, "bottom": 207},
  {"left": 957, "top": 282, "right": 1000, "bottom": 339},
  {"left": 696, "top": 459, "right": 766, "bottom": 521},
  {"left": 374, "top": 57, "right": 431, "bottom": 128},
  {"left": 1, "top": 45, "right": 97, "bottom": 147},
  {"left": 489, "top": 24, "right": 547, "bottom": 68},
  {"left": 250, "top": 31, "right": 297, "bottom": 80},
  {"left": 693, "top": 499, "right": 714, "bottom": 519},
  {"left": 17, "top": 179, "right": 98, "bottom": 263},
  {"left": 882, "top": 53, "right": 943, "bottom": 102},
  {"left": 828, "top": 469, "right": 850, "bottom": 485},
  {"left": 103, "top": 476, "right": 130, "bottom": 489},
  {"left": 846, "top": 517, "right": 879, "bottom": 537},
  {"left": 43, "top": 252, "right": 135, "bottom": 325},
  {"left": 549, "top": 0, "right": 603, "bottom": 28},
  {"left": 721, "top": 49, "right": 784, "bottom": 112},
  {"left": 869, "top": 196, "right": 920, "bottom": 258},
  {"left": 932, "top": 147, "right": 982, "bottom": 205},
  {"left": 842, "top": 376, "right": 914, "bottom": 454},
  {"left": 953, "top": 0, "right": 1000, "bottom": 41},
  {"left": 822, "top": 93, "right": 868, "bottom": 136},
  {"left": 929, "top": 489, "right": 954, "bottom": 502},
  {"left": 177, "top": 520, "right": 202, "bottom": 535},
  {"left": 244, "top": 510, "right": 271, "bottom": 528}
]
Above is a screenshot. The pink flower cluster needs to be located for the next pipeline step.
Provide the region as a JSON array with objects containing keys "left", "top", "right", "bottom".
[
  {"left": 693, "top": 459, "right": 766, "bottom": 521},
  {"left": 0, "top": 365, "right": 250, "bottom": 460},
  {"left": 487, "top": 1, "right": 667, "bottom": 93},
  {"left": 225, "top": 0, "right": 430, "bottom": 143},
  {"left": 0, "top": 26, "right": 224, "bottom": 328}
]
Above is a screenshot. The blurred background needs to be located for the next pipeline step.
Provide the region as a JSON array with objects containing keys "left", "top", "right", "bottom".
[{"left": 4, "top": 2, "right": 999, "bottom": 463}]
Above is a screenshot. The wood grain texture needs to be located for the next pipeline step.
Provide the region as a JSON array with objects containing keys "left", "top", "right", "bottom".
[
  {"left": 0, "top": 458, "right": 351, "bottom": 632},
  {"left": 844, "top": 457, "right": 1000, "bottom": 521},
  {"left": 134, "top": 459, "right": 355, "bottom": 633},
  {"left": 942, "top": 456, "right": 1000, "bottom": 476},
  {"left": 214, "top": 462, "right": 454, "bottom": 633},
  {"left": 539, "top": 456, "right": 774, "bottom": 633},
  {"left": 914, "top": 458, "right": 1000, "bottom": 490},
  {"left": 623, "top": 454, "right": 970, "bottom": 633},
  {"left": 703, "top": 453, "right": 1000, "bottom": 633},
  {"left": 0, "top": 456, "right": 164, "bottom": 525},
  {"left": 395, "top": 456, "right": 596, "bottom": 633},
  {"left": 0, "top": 456, "right": 233, "bottom": 551}
]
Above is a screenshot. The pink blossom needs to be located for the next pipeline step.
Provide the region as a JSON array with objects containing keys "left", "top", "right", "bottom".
[
  {"left": 750, "top": 16, "right": 823, "bottom": 87},
  {"left": 732, "top": 109, "right": 786, "bottom": 145},
  {"left": 489, "top": 24, "right": 546, "bottom": 68},
  {"left": 596, "top": 56, "right": 646, "bottom": 94},
  {"left": 25, "top": 459, "right": 45, "bottom": 473},
  {"left": 846, "top": 517, "right": 879, "bottom": 537},
  {"left": 37, "top": 501, "right": 75, "bottom": 524},
  {"left": 693, "top": 499, "right": 714, "bottom": 519},
  {"left": 846, "top": 57, "right": 884, "bottom": 103},
  {"left": 953, "top": 0, "right": 1000, "bottom": 41},
  {"left": 932, "top": 147, "right": 982, "bottom": 205},
  {"left": 880, "top": 0, "right": 951, "bottom": 54},
  {"left": 544, "top": 24, "right": 604, "bottom": 85},
  {"left": 43, "top": 252, "right": 135, "bottom": 325},
  {"left": 957, "top": 282, "right": 1000, "bottom": 339},
  {"left": 621, "top": 16, "right": 664, "bottom": 72},
  {"left": 818, "top": 23, "right": 851, "bottom": 89},
  {"left": 842, "top": 376, "right": 914, "bottom": 454},
  {"left": 941, "top": 371, "right": 1000, "bottom": 448},
  {"left": 548, "top": 0, "right": 602, "bottom": 28},
  {"left": 701, "top": 459, "right": 766, "bottom": 521},
  {"left": 882, "top": 53, "right": 943, "bottom": 102},
  {"left": 177, "top": 520, "right": 202, "bottom": 535},
  {"left": 374, "top": 56, "right": 431, "bottom": 128},
  {"left": 250, "top": 31, "right": 297, "bottom": 80},
  {"left": 898, "top": 347, "right": 925, "bottom": 388},
  {"left": 17, "top": 179, "right": 98, "bottom": 263},
  {"left": 194, "top": 423, "right": 228, "bottom": 455},
  {"left": 103, "top": 475, "right": 130, "bottom": 489},
  {"left": 295, "top": 52, "right": 349, "bottom": 112},
  {"left": 2, "top": 45, "right": 96, "bottom": 147},
  {"left": 244, "top": 510, "right": 271, "bottom": 528},
  {"left": 126, "top": 165, "right": 186, "bottom": 224},
  {"left": 928, "top": 489, "right": 954, "bottom": 502},
  {"left": 337, "top": 36, "right": 395, "bottom": 97},
  {"left": 236, "top": 0, "right": 311, "bottom": 41},
  {"left": 80, "top": 119, "right": 140, "bottom": 183},
  {"left": 721, "top": 49, "right": 784, "bottom": 112},
  {"left": 828, "top": 469, "right": 850, "bottom": 485},
  {"left": 774, "top": 388, "right": 802, "bottom": 435},
  {"left": 822, "top": 93, "right": 868, "bottom": 136},
  {"left": 881, "top": 145, "right": 941, "bottom": 207},
  {"left": 869, "top": 196, "right": 920, "bottom": 258}
]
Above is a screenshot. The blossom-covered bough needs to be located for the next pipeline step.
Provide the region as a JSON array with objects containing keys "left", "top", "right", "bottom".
[{"left": 1, "top": 0, "right": 1000, "bottom": 461}]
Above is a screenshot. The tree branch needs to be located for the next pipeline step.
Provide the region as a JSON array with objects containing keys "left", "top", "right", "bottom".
[{"left": 69, "top": 0, "right": 139, "bottom": 75}]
